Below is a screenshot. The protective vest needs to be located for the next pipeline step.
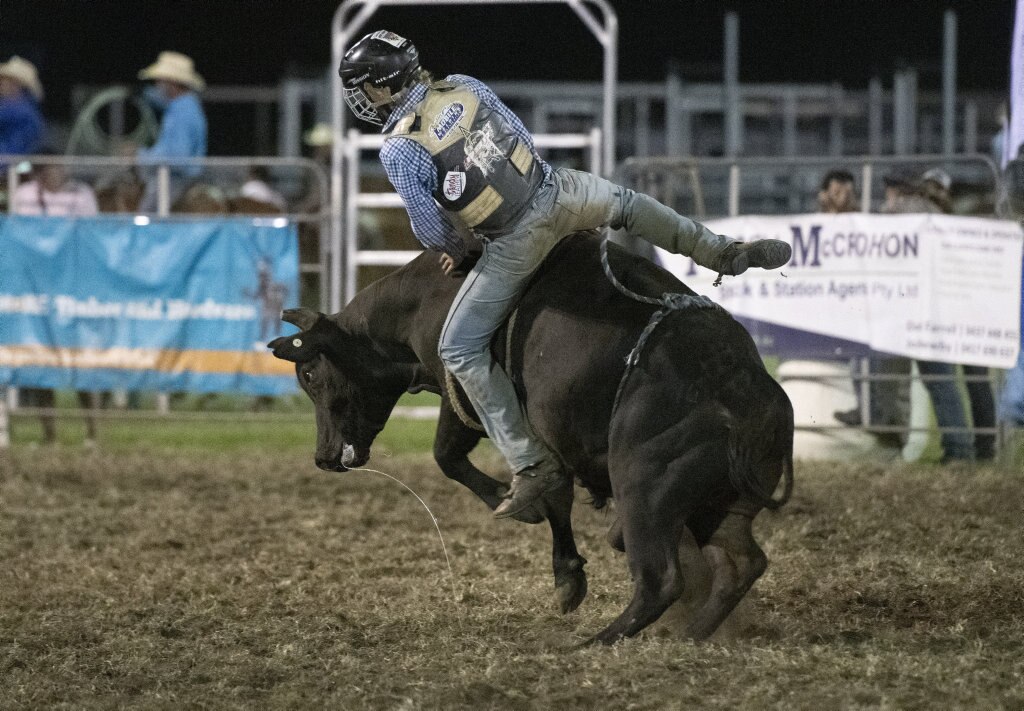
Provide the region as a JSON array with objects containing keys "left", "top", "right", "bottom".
[{"left": 387, "top": 81, "right": 545, "bottom": 234}]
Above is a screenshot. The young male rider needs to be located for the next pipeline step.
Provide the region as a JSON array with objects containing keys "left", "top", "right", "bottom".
[{"left": 339, "top": 31, "right": 792, "bottom": 519}]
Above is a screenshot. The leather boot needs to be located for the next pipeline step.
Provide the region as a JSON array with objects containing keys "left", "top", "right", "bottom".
[
  {"left": 716, "top": 239, "right": 792, "bottom": 276},
  {"left": 494, "top": 460, "right": 569, "bottom": 519}
]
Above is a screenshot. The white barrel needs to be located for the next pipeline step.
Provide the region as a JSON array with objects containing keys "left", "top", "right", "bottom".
[{"left": 777, "top": 359, "right": 891, "bottom": 461}]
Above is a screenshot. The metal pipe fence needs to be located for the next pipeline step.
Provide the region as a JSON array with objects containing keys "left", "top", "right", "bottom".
[
  {"left": 2, "top": 151, "right": 1020, "bottom": 459},
  {"left": 618, "top": 153, "right": 1001, "bottom": 219},
  {"left": 1, "top": 153, "right": 332, "bottom": 306}
]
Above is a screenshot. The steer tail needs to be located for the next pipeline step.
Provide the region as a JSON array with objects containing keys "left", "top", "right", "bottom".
[{"left": 725, "top": 391, "right": 794, "bottom": 511}]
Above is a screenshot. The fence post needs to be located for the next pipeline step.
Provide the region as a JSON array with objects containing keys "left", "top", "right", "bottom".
[
  {"left": 156, "top": 165, "right": 171, "bottom": 216},
  {"left": 860, "top": 162, "right": 873, "bottom": 213},
  {"left": 7, "top": 162, "right": 17, "bottom": 204},
  {"left": 783, "top": 89, "right": 798, "bottom": 157},
  {"left": 829, "top": 82, "right": 844, "bottom": 155},
  {"left": 868, "top": 76, "right": 884, "bottom": 155},
  {"left": 589, "top": 128, "right": 603, "bottom": 175},
  {"left": 666, "top": 66, "right": 684, "bottom": 157},
  {"left": 344, "top": 129, "right": 361, "bottom": 305},
  {"left": 942, "top": 9, "right": 958, "bottom": 156},
  {"left": 723, "top": 11, "right": 742, "bottom": 157},
  {"left": 728, "top": 164, "right": 741, "bottom": 217},
  {"left": 0, "top": 387, "right": 9, "bottom": 449},
  {"left": 963, "top": 100, "right": 979, "bottom": 155}
]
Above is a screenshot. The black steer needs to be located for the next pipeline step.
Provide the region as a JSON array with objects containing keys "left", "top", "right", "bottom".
[{"left": 268, "top": 231, "right": 794, "bottom": 644}]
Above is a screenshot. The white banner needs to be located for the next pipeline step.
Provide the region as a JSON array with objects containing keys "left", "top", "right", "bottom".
[{"left": 657, "top": 213, "right": 1023, "bottom": 368}]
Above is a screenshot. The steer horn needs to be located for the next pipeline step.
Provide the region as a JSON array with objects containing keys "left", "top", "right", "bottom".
[{"left": 281, "top": 307, "right": 323, "bottom": 331}]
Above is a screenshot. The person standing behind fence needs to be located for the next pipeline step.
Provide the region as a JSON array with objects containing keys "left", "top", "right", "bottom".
[
  {"left": 0, "top": 57, "right": 45, "bottom": 167},
  {"left": 817, "top": 170, "right": 909, "bottom": 447},
  {"left": 134, "top": 52, "right": 207, "bottom": 212},
  {"left": 881, "top": 167, "right": 974, "bottom": 463},
  {"left": 11, "top": 151, "right": 101, "bottom": 444},
  {"left": 920, "top": 168, "right": 996, "bottom": 460},
  {"left": 998, "top": 301, "right": 1024, "bottom": 428}
]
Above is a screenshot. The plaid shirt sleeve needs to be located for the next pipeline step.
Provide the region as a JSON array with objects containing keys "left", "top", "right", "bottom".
[{"left": 379, "top": 136, "right": 466, "bottom": 262}]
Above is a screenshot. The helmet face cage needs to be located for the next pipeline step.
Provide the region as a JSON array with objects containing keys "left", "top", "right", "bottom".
[{"left": 343, "top": 84, "right": 384, "bottom": 125}]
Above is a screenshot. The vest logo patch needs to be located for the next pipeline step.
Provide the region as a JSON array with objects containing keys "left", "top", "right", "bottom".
[
  {"left": 442, "top": 171, "right": 466, "bottom": 201},
  {"left": 431, "top": 102, "right": 465, "bottom": 140}
]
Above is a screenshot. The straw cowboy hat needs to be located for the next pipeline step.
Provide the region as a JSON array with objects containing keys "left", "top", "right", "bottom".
[
  {"left": 0, "top": 56, "right": 43, "bottom": 100},
  {"left": 138, "top": 51, "right": 205, "bottom": 91}
]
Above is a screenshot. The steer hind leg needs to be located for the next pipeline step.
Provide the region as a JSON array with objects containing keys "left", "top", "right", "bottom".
[
  {"left": 588, "top": 475, "right": 694, "bottom": 644},
  {"left": 685, "top": 509, "right": 767, "bottom": 641},
  {"left": 433, "top": 402, "right": 543, "bottom": 524}
]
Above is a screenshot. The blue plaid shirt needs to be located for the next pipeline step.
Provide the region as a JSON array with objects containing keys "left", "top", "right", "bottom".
[{"left": 380, "top": 74, "right": 551, "bottom": 262}]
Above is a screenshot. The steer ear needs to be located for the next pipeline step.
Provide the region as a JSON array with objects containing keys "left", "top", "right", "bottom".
[
  {"left": 267, "top": 333, "right": 322, "bottom": 362},
  {"left": 281, "top": 307, "right": 324, "bottom": 331}
]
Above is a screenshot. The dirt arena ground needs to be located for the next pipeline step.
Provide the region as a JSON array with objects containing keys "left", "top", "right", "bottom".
[{"left": 1, "top": 422, "right": 1022, "bottom": 710}]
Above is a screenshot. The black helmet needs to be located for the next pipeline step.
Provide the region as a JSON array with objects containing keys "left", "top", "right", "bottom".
[{"left": 339, "top": 30, "right": 420, "bottom": 125}]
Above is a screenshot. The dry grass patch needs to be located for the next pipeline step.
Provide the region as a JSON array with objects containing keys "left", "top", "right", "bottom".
[{"left": 1, "top": 447, "right": 1022, "bottom": 710}]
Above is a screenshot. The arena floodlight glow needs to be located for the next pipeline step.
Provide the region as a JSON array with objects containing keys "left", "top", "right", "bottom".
[{"left": 329, "top": 0, "right": 619, "bottom": 312}]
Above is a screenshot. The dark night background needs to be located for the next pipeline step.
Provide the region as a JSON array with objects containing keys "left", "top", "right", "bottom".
[{"left": 0, "top": 0, "right": 1015, "bottom": 152}]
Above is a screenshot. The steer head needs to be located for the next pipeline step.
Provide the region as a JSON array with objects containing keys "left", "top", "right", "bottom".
[{"left": 268, "top": 307, "right": 404, "bottom": 472}]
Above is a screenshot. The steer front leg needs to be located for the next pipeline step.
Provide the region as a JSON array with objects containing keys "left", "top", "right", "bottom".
[
  {"left": 433, "top": 402, "right": 543, "bottom": 524},
  {"left": 542, "top": 481, "right": 588, "bottom": 614}
]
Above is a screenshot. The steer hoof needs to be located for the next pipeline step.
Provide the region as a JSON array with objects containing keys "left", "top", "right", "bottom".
[{"left": 555, "top": 558, "right": 588, "bottom": 614}]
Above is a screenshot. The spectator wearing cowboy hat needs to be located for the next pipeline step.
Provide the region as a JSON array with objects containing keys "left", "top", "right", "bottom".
[
  {"left": 919, "top": 166, "right": 996, "bottom": 460},
  {"left": 135, "top": 51, "right": 207, "bottom": 212},
  {"left": 0, "top": 56, "right": 45, "bottom": 164},
  {"left": 883, "top": 166, "right": 974, "bottom": 461}
]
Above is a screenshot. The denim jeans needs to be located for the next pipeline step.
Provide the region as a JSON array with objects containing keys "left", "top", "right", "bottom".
[
  {"left": 438, "top": 168, "right": 735, "bottom": 472},
  {"left": 865, "top": 357, "right": 911, "bottom": 434},
  {"left": 963, "top": 364, "right": 995, "bottom": 459},
  {"left": 999, "top": 350, "right": 1024, "bottom": 425},
  {"left": 916, "top": 360, "right": 974, "bottom": 461}
]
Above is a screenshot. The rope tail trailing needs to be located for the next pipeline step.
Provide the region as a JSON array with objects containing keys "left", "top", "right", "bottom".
[{"left": 352, "top": 467, "right": 463, "bottom": 626}]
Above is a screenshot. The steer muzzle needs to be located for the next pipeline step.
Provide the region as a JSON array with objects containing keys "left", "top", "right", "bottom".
[{"left": 316, "top": 443, "right": 370, "bottom": 472}]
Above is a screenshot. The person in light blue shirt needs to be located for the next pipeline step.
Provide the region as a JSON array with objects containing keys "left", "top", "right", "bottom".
[
  {"left": 0, "top": 56, "right": 45, "bottom": 165},
  {"left": 136, "top": 52, "right": 208, "bottom": 212}
]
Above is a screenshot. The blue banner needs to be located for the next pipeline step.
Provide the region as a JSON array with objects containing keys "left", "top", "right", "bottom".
[{"left": 0, "top": 216, "right": 299, "bottom": 394}]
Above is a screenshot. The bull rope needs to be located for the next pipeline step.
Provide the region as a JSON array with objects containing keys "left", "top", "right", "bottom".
[
  {"left": 444, "top": 369, "right": 485, "bottom": 432},
  {"left": 599, "top": 238, "right": 721, "bottom": 413},
  {"left": 442, "top": 308, "right": 519, "bottom": 434}
]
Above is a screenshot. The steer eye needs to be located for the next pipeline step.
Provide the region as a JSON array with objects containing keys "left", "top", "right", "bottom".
[{"left": 303, "top": 369, "right": 314, "bottom": 384}]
